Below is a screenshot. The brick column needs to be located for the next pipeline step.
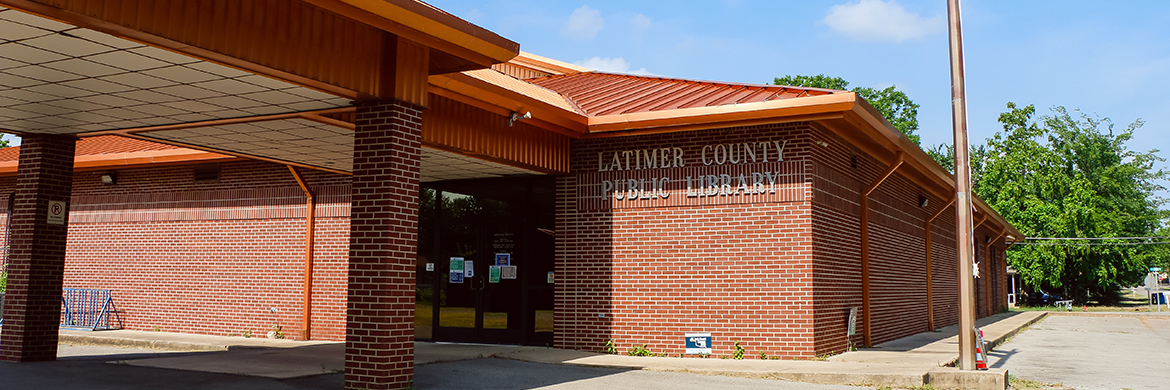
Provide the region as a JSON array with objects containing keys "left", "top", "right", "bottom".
[
  {"left": 0, "top": 134, "right": 76, "bottom": 362},
  {"left": 345, "top": 99, "right": 422, "bottom": 389}
]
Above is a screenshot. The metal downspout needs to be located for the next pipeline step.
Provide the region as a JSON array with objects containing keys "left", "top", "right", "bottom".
[
  {"left": 925, "top": 196, "right": 956, "bottom": 331},
  {"left": 861, "top": 152, "right": 903, "bottom": 347},
  {"left": 288, "top": 166, "right": 316, "bottom": 340}
]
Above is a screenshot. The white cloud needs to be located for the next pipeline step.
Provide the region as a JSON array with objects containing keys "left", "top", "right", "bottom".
[
  {"left": 576, "top": 56, "right": 651, "bottom": 75},
  {"left": 824, "top": 0, "right": 944, "bottom": 42},
  {"left": 560, "top": 5, "right": 605, "bottom": 40},
  {"left": 631, "top": 14, "right": 652, "bottom": 33}
]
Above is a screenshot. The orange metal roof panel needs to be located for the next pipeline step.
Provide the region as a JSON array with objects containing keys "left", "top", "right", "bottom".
[
  {"left": 528, "top": 72, "right": 840, "bottom": 117},
  {"left": 0, "top": 136, "right": 185, "bottom": 162}
]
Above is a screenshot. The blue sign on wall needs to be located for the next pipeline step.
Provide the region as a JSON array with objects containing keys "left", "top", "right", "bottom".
[{"left": 684, "top": 332, "right": 712, "bottom": 354}]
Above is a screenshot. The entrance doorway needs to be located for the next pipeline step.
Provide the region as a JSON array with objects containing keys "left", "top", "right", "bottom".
[{"left": 416, "top": 177, "right": 554, "bottom": 345}]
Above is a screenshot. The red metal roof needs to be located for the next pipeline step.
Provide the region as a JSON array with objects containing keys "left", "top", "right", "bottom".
[
  {"left": 527, "top": 72, "right": 841, "bottom": 117},
  {"left": 0, "top": 136, "right": 183, "bottom": 162}
]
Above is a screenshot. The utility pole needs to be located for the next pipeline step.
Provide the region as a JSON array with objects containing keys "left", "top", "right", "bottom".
[{"left": 946, "top": 0, "right": 978, "bottom": 370}]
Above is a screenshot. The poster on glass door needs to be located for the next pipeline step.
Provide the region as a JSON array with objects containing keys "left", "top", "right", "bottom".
[{"left": 449, "top": 257, "right": 464, "bottom": 283}]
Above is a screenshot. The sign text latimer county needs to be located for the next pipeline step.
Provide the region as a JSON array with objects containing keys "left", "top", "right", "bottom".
[{"left": 596, "top": 140, "right": 789, "bottom": 201}]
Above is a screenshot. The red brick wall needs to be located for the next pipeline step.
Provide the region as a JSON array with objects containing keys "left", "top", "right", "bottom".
[
  {"left": 809, "top": 124, "right": 934, "bottom": 348},
  {"left": 808, "top": 123, "right": 1007, "bottom": 351},
  {"left": 557, "top": 123, "right": 817, "bottom": 359},
  {"left": 0, "top": 160, "right": 352, "bottom": 341},
  {"left": 557, "top": 121, "right": 1010, "bottom": 359}
]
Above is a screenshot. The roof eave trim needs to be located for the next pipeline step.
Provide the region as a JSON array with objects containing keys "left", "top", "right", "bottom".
[
  {"left": 586, "top": 93, "right": 858, "bottom": 133},
  {"left": 513, "top": 52, "right": 592, "bottom": 75},
  {"left": 304, "top": 0, "right": 519, "bottom": 66},
  {"left": 428, "top": 73, "right": 589, "bottom": 132}
]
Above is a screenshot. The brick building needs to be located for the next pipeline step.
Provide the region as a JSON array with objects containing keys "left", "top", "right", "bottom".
[{"left": 0, "top": 1, "right": 1018, "bottom": 388}]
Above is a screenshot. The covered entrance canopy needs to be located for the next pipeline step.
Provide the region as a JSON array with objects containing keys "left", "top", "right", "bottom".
[{"left": 0, "top": 1, "right": 534, "bottom": 388}]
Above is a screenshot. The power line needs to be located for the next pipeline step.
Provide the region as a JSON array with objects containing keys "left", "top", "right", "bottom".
[
  {"left": 1012, "top": 241, "right": 1170, "bottom": 246},
  {"left": 1023, "top": 236, "right": 1170, "bottom": 241}
]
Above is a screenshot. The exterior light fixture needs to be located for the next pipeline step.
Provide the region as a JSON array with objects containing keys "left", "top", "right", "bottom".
[
  {"left": 918, "top": 196, "right": 928, "bottom": 208},
  {"left": 509, "top": 111, "right": 532, "bottom": 127},
  {"left": 100, "top": 172, "right": 116, "bottom": 185}
]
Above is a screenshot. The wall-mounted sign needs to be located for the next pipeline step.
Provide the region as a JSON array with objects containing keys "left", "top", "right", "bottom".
[
  {"left": 547, "top": 271, "right": 555, "bottom": 284},
  {"left": 847, "top": 307, "right": 859, "bottom": 336},
  {"left": 580, "top": 138, "right": 803, "bottom": 211},
  {"left": 495, "top": 253, "right": 511, "bottom": 266},
  {"left": 464, "top": 260, "right": 474, "bottom": 277},
  {"left": 426, "top": 263, "right": 434, "bottom": 272},
  {"left": 684, "top": 332, "right": 712, "bottom": 354},
  {"left": 500, "top": 266, "right": 517, "bottom": 280},
  {"left": 47, "top": 200, "right": 66, "bottom": 225}
]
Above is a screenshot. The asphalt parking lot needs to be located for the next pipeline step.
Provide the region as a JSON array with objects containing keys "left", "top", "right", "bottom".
[{"left": 989, "top": 314, "right": 1170, "bottom": 390}]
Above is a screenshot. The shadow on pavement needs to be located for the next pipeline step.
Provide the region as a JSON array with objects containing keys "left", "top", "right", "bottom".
[{"left": 1, "top": 350, "right": 343, "bottom": 390}]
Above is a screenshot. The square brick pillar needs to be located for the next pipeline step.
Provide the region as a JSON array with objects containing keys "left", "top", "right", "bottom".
[
  {"left": 0, "top": 134, "right": 76, "bottom": 362},
  {"left": 345, "top": 99, "right": 422, "bottom": 389}
]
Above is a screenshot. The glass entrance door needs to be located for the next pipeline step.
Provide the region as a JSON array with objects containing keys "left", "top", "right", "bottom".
[
  {"left": 435, "top": 216, "right": 524, "bottom": 343},
  {"left": 416, "top": 179, "right": 554, "bottom": 345}
]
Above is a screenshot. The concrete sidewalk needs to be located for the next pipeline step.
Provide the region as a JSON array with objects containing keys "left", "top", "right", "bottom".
[
  {"left": 497, "top": 311, "right": 1045, "bottom": 389},
  {"left": 51, "top": 311, "right": 1050, "bottom": 389}
]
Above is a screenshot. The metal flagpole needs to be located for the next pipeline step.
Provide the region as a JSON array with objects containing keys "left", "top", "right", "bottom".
[{"left": 946, "top": 0, "right": 978, "bottom": 370}]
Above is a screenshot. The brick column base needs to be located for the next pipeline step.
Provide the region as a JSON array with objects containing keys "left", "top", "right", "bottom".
[
  {"left": 0, "top": 134, "right": 76, "bottom": 362},
  {"left": 345, "top": 99, "right": 422, "bottom": 389}
]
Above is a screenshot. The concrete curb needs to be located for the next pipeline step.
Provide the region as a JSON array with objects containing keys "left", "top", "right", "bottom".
[
  {"left": 926, "top": 368, "right": 1008, "bottom": 390},
  {"left": 58, "top": 333, "right": 228, "bottom": 352}
]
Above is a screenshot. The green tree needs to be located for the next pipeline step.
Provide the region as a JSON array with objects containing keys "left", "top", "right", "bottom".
[
  {"left": 926, "top": 143, "right": 955, "bottom": 173},
  {"left": 774, "top": 74, "right": 920, "bottom": 144},
  {"left": 924, "top": 142, "right": 989, "bottom": 192},
  {"left": 978, "top": 103, "right": 1165, "bottom": 303}
]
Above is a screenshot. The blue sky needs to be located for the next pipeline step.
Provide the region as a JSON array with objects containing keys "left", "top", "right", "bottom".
[
  {"left": 429, "top": 0, "right": 1170, "bottom": 193},
  {"left": 7, "top": 1, "right": 1168, "bottom": 199}
]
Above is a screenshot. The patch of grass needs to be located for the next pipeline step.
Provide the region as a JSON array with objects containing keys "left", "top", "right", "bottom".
[
  {"left": 807, "top": 352, "right": 836, "bottom": 361},
  {"left": 1009, "top": 374, "right": 1070, "bottom": 389}
]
